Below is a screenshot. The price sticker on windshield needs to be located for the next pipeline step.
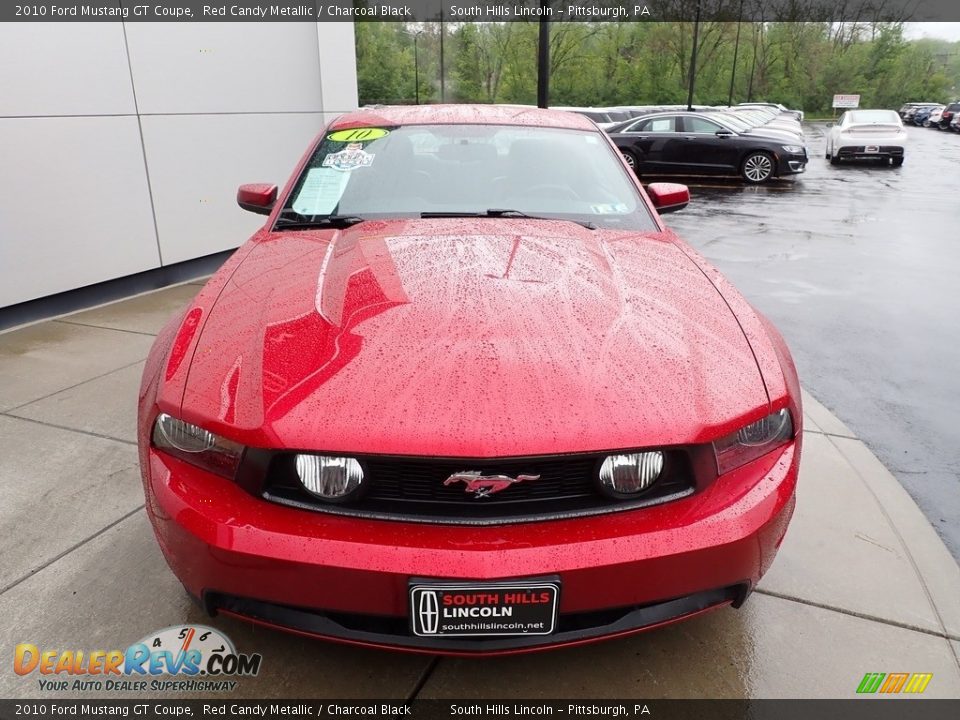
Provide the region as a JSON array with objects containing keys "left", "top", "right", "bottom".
[{"left": 327, "top": 128, "right": 390, "bottom": 143}]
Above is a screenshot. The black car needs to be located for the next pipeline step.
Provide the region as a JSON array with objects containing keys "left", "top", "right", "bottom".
[{"left": 608, "top": 111, "right": 807, "bottom": 184}]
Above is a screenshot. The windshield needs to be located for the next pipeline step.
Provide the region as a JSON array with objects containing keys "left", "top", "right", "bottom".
[
  {"left": 847, "top": 110, "right": 900, "bottom": 124},
  {"left": 282, "top": 124, "right": 656, "bottom": 231}
]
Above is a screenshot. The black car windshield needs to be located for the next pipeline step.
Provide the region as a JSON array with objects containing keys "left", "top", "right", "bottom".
[{"left": 281, "top": 124, "right": 656, "bottom": 231}]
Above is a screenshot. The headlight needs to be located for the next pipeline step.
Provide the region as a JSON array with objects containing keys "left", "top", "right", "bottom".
[
  {"left": 782, "top": 144, "right": 803, "bottom": 154},
  {"left": 295, "top": 454, "right": 364, "bottom": 501},
  {"left": 714, "top": 409, "right": 793, "bottom": 475},
  {"left": 598, "top": 451, "right": 664, "bottom": 497},
  {"left": 152, "top": 413, "right": 244, "bottom": 478}
]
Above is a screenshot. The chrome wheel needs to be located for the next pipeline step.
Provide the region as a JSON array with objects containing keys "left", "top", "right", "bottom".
[
  {"left": 742, "top": 153, "right": 774, "bottom": 183},
  {"left": 622, "top": 151, "right": 636, "bottom": 170}
]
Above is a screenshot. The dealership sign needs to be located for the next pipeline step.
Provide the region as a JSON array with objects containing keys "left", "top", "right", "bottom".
[{"left": 833, "top": 94, "right": 861, "bottom": 108}]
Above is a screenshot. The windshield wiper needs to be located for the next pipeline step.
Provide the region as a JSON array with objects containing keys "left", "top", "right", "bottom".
[
  {"left": 274, "top": 210, "right": 367, "bottom": 230},
  {"left": 420, "top": 209, "right": 597, "bottom": 230}
]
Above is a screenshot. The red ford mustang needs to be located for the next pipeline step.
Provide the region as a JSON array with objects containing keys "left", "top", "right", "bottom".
[{"left": 138, "top": 105, "right": 802, "bottom": 654}]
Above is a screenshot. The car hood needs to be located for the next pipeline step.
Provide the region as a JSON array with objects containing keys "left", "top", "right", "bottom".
[{"left": 179, "top": 219, "right": 768, "bottom": 456}]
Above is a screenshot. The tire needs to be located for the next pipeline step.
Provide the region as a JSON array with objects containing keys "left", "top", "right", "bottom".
[
  {"left": 830, "top": 154, "right": 840, "bottom": 166},
  {"left": 741, "top": 151, "right": 775, "bottom": 183},
  {"left": 892, "top": 157, "right": 904, "bottom": 167},
  {"left": 621, "top": 150, "right": 638, "bottom": 173}
]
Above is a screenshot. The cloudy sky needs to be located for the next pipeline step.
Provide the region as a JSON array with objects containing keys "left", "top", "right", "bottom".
[{"left": 904, "top": 22, "right": 960, "bottom": 42}]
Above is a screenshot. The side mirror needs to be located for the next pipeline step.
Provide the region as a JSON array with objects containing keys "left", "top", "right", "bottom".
[
  {"left": 647, "top": 182, "right": 689, "bottom": 214},
  {"left": 237, "top": 183, "right": 277, "bottom": 215}
]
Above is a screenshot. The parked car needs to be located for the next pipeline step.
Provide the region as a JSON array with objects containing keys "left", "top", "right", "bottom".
[
  {"left": 938, "top": 102, "right": 960, "bottom": 130},
  {"left": 552, "top": 106, "right": 617, "bottom": 130},
  {"left": 704, "top": 110, "right": 806, "bottom": 144},
  {"left": 914, "top": 105, "right": 942, "bottom": 126},
  {"left": 736, "top": 101, "right": 804, "bottom": 122},
  {"left": 726, "top": 107, "right": 804, "bottom": 136},
  {"left": 609, "top": 111, "right": 807, "bottom": 183},
  {"left": 826, "top": 109, "right": 906, "bottom": 166},
  {"left": 718, "top": 108, "right": 805, "bottom": 141},
  {"left": 951, "top": 112, "right": 960, "bottom": 132},
  {"left": 925, "top": 106, "right": 946, "bottom": 127},
  {"left": 900, "top": 102, "right": 940, "bottom": 122},
  {"left": 137, "top": 104, "right": 802, "bottom": 654}
]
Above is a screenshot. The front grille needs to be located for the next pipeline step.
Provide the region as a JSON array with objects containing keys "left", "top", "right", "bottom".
[
  {"left": 260, "top": 450, "right": 698, "bottom": 524},
  {"left": 364, "top": 456, "right": 598, "bottom": 503}
]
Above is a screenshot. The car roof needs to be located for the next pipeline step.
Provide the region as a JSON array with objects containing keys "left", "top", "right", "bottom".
[{"left": 330, "top": 104, "right": 597, "bottom": 131}]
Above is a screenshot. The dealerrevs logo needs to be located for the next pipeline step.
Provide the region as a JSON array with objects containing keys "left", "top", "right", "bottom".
[{"left": 14, "top": 625, "right": 262, "bottom": 693}]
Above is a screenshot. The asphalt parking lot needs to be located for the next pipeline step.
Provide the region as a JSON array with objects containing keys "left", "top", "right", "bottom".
[
  {"left": 665, "top": 122, "right": 960, "bottom": 561},
  {"left": 1, "top": 121, "right": 959, "bottom": 701}
]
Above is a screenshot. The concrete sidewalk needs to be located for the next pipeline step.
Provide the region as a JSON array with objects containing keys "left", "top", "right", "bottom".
[{"left": 1, "top": 282, "right": 958, "bottom": 699}]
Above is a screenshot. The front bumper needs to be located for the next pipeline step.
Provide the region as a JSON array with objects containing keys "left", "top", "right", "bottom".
[
  {"left": 777, "top": 152, "right": 807, "bottom": 176},
  {"left": 836, "top": 145, "right": 905, "bottom": 160},
  {"left": 143, "top": 442, "right": 799, "bottom": 654}
]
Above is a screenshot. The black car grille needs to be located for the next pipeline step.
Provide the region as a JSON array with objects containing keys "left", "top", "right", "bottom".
[{"left": 259, "top": 450, "right": 698, "bottom": 525}]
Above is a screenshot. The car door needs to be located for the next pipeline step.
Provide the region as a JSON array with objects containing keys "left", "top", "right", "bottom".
[
  {"left": 679, "top": 116, "right": 740, "bottom": 173},
  {"left": 615, "top": 115, "right": 685, "bottom": 173}
]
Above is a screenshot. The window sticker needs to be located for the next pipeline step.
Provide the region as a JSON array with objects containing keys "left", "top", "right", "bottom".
[
  {"left": 291, "top": 167, "right": 350, "bottom": 216},
  {"left": 590, "top": 203, "right": 630, "bottom": 214},
  {"left": 322, "top": 143, "right": 376, "bottom": 171},
  {"left": 327, "top": 128, "right": 390, "bottom": 143}
]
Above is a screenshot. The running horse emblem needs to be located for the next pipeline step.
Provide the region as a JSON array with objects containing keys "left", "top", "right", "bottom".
[{"left": 443, "top": 470, "right": 540, "bottom": 499}]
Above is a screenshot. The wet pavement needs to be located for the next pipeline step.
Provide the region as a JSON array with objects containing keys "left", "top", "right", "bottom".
[{"left": 664, "top": 122, "right": 960, "bottom": 561}]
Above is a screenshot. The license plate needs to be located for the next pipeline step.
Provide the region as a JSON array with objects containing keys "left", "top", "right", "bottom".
[
  {"left": 865, "top": 145, "right": 880, "bottom": 153},
  {"left": 410, "top": 580, "right": 559, "bottom": 637}
]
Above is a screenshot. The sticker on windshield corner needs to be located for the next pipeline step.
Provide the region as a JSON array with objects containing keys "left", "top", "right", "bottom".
[
  {"left": 322, "top": 143, "right": 375, "bottom": 171},
  {"left": 327, "top": 128, "right": 390, "bottom": 143},
  {"left": 591, "top": 203, "right": 629, "bottom": 214}
]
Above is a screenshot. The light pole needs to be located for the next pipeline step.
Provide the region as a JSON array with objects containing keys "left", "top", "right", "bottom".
[
  {"left": 747, "top": 21, "right": 759, "bottom": 102},
  {"left": 686, "top": 0, "right": 701, "bottom": 111},
  {"left": 728, "top": 0, "right": 744, "bottom": 106},
  {"left": 406, "top": 28, "right": 423, "bottom": 105},
  {"left": 537, "top": 1, "right": 550, "bottom": 108},
  {"left": 439, "top": 9, "right": 445, "bottom": 102}
]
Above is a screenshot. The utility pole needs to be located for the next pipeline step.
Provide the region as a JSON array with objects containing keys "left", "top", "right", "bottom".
[
  {"left": 406, "top": 28, "right": 423, "bottom": 105},
  {"left": 439, "top": 9, "right": 446, "bottom": 102},
  {"left": 747, "top": 22, "right": 759, "bottom": 102},
  {"left": 728, "top": 0, "right": 744, "bottom": 106},
  {"left": 537, "top": 1, "right": 550, "bottom": 108},
  {"left": 414, "top": 33, "right": 420, "bottom": 105},
  {"left": 686, "top": 0, "right": 701, "bottom": 111}
]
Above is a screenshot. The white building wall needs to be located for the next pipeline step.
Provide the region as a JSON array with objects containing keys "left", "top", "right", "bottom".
[{"left": 0, "top": 21, "right": 358, "bottom": 308}]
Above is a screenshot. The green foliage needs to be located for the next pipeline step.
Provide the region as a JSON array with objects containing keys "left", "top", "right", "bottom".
[{"left": 356, "top": 21, "right": 960, "bottom": 111}]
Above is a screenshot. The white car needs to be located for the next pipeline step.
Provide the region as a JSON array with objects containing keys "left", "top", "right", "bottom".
[
  {"left": 826, "top": 109, "right": 907, "bottom": 166},
  {"left": 926, "top": 106, "right": 946, "bottom": 127}
]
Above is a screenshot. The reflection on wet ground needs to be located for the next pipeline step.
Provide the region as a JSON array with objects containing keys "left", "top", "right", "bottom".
[{"left": 661, "top": 122, "right": 960, "bottom": 560}]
